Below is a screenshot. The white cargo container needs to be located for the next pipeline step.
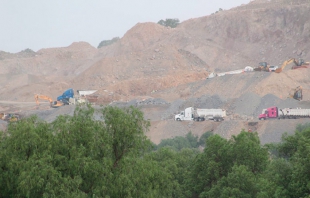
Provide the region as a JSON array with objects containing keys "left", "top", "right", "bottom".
[
  {"left": 175, "top": 107, "right": 226, "bottom": 122},
  {"left": 280, "top": 108, "right": 310, "bottom": 117},
  {"left": 259, "top": 106, "right": 310, "bottom": 120}
]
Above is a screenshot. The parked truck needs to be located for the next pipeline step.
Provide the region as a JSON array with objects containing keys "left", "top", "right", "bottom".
[
  {"left": 259, "top": 106, "right": 310, "bottom": 120},
  {"left": 57, "top": 88, "right": 75, "bottom": 105},
  {"left": 175, "top": 107, "right": 226, "bottom": 122}
]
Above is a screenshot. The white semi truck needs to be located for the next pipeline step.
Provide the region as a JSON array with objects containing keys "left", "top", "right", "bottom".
[{"left": 175, "top": 107, "right": 226, "bottom": 122}]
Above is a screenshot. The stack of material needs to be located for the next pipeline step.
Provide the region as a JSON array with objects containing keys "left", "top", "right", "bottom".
[{"left": 77, "top": 90, "right": 99, "bottom": 103}]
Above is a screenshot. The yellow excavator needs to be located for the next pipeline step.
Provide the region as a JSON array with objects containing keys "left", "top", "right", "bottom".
[
  {"left": 34, "top": 94, "right": 64, "bottom": 108},
  {"left": 291, "top": 58, "right": 310, "bottom": 70},
  {"left": 275, "top": 58, "right": 295, "bottom": 73}
]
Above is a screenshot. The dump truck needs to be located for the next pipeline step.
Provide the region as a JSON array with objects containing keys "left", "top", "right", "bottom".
[
  {"left": 57, "top": 88, "right": 75, "bottom": 105},
  {"left": 259, "top": 106, "right": 310, "bottom": 120},
  {"left": 175, "top": 107, "right": 226, "bottom": 122}
]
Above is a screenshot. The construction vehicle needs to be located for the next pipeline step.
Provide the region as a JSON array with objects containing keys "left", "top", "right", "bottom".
[
  {"left": 291, "top": 58, "right": 310, "bottom": 70},
  {"left": 57, "top": 88, "right": 74, "bottom": 105},
  {"left": 0, "top": 113, "right": 20, "bottom": 122},
  {"left": 34, "top": 94, "right": 64, "bottom": 108},
  {"left": 288, "top": 86, "right": 303, "bottom": 101},
  {"left": 254, "top": 62, "right": 270, "bottom": 72},
  {"left": 275, "top": 58, "right": 295, "bottom": 73},
  {"left": 259, "top": 106, "right": 310, "bottom": 120},
  {"left": 175, "top": 107, "right": 226, "bottom": 122}
]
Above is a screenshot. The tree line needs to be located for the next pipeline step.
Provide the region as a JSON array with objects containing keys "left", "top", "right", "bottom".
[{"left": 1, "top": 105, "right": 310, "bottom": 197}]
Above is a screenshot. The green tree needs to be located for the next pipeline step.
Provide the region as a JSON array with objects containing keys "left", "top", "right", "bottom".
[
  {"left": 187, "top": 135, "right": 232, "bottom": 197},
  {"left": 156, "top": 132, "right": 198, "bottom": 151},
  {"left": 257, "top": 158, "right": 292, "bottom": 198},
  {"left": 157, "top": 18, "right": 180, "bottom": 28},
  {"left": 204, "top": 165, "right": 258, "bottom": 198},
  {"left": 262, "top": 123, "right": 310, "bottom": 197},
  {"left": 288, "top": 132, "right": 310, "bottom": 198},
  {"left": 0, "top": 105, "right": 155, "bottom": 197},
  {"left": 187, "top": 131, "right": 268, "bottom": 197},
  {"left": 145, "top": 147, "right": 199, "bottom": 198},
  {"left": 229, "top": 131, "right": 268, "bottom": 173},
  {"left": 198, "top": 131, "right": 213, "bottom": 147},
  {"left": 155, "top": 131, "right": 212, "bottom": 151},
  {"left": 97, "top": 37, "right": 120, "bottom": 48}
]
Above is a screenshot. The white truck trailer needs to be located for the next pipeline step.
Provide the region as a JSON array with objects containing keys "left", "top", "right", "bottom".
[
  {"left": 175, "top": 107, "right": 226, "bottom": 122},
  {"left": 259, "top": 106, "right": 310, "bottom": 120}
]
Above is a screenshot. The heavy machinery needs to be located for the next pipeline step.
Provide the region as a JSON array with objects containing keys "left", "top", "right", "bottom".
[
  {"left": 288, "top": 86, "right": 303, "bottom": 101},
  {"left": 259, "top": 106, "right": 310, "bottom": 120},
  {"left": 57, "top": 88, "right": 74, "bottom": 105},
  {"left": 275, "top": 58, "right": 295, "bottom": 73},
  {"left": 254, "top": 62, "right": 270, "bottom": 72},
  {"left": 175, "top": 107, "right": 226, "bottom": 122},
  {"left": 0, "top": 113, "right": 20, "bottom": 122},
  {"left": 291, "top": 58, "right": 310, "bottom": 70},
  {"left": 34, "top": 94, "right": 64, "bottom": 108}
]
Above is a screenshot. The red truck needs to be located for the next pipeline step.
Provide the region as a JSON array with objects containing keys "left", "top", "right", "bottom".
[{"left": 259, "top": 106, "right": 310, "bottom": 120}]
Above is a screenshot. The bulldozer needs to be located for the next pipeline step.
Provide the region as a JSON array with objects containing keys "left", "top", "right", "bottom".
[
  {"left": 254, "top": 62, "right": 270, "bottom": 72},
  {"left": 34, "top": 94, "right": 64, "bottom": 108},
  {"left": 288, "top": 86, "right": 303, "bottom": 101}
]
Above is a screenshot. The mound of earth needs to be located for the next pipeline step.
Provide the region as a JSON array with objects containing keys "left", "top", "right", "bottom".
[{"left": 1, "top": 0, "right": 310, "bottom": 144}]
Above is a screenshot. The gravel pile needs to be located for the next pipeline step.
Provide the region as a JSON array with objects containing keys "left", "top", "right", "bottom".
[
  {"left": 136, "top": 98, "right": 169, "bottom": 106},
  {"left": 254, "top": 94, "right": 282, "bottom": 116},
  {"left": 230, "top": 92, "right": 261, "bottom": 117},
  {"left": 159, "top": 99, "right": 185, "bottom": 120}
]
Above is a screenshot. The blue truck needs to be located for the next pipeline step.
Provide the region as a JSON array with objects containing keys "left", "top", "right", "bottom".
[{"left": 57, "top": 88, "right": 74, "bottom": 105}]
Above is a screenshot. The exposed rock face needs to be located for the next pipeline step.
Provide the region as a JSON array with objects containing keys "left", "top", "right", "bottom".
[{"left": 1, "top": 0, "right": 310, "bottom": 143}]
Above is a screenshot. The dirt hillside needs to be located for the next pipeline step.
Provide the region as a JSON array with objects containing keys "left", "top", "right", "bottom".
[{"left": 1, "top": 0, "right": 310, "bottom": 144}]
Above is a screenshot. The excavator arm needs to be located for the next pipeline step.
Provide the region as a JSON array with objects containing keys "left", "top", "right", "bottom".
[
  {"left": 34, "top": 94, "right": 64, "bottom": 108},
  {"left": 34, "top": 94, "right": 53, "bottom": 106},
  {"left": 275, "top": 58, "right": 295, "bottom": 73}
]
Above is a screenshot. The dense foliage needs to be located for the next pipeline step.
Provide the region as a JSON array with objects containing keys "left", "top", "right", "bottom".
[
  {"left": 157, "top": 18, "right": 180, "bottom": 28},
  {"left": 154, "top": 131, "right": 213, "bottom": 151},
  {"left": 1, "top": 106, "right": 310, "bottom": 197},
  {"left": 97, "top": 37, "right": 120, "bottom": 48}
]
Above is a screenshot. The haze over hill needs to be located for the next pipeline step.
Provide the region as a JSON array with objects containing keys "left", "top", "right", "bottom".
[{"left": 1, "top": 0, "right": 310, "bottom": 144}]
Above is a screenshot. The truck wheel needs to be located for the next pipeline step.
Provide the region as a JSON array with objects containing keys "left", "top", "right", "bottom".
[{"left": 176, "top": 118, "right": 181, "bottom": 121}]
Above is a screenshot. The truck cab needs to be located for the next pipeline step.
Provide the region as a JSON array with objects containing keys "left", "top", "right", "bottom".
[
  {"left": 175, "top": 107, "right": 194, "bottom": 121},
  {"left": 259, "top": 106, "right": 278, "bottom": 120},
  {"left": 57, "top": 88, "right": 74, "bottom": 104}
]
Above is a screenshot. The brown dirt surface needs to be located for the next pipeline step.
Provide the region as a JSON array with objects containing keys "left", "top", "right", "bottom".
[{"left": 1, "top": 0, "right": 310, "bottom": 144}]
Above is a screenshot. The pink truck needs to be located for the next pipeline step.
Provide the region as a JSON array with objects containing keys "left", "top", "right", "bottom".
[{"left": 259, "top": 106, "right": 310, "bottom": 120}]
